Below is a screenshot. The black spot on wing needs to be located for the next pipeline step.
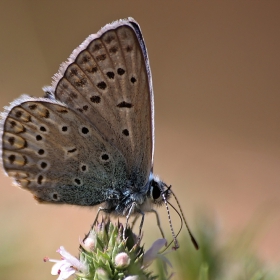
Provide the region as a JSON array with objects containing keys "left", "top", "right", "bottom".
[{"left": 117, "top": 101, "right": 133, "bottom": 108}]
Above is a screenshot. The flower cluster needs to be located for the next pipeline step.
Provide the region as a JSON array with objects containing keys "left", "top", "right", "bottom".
[{"left": 45, "top": 220, "right": 170, "bottom": 280}]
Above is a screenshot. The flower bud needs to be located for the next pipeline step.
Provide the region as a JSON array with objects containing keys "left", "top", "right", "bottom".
[{"left": 115, "top": 252, "right": 131, "bottom": 268}]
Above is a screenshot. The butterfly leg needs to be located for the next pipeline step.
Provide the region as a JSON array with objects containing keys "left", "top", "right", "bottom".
[
  {"left": 138, "top": 209, "right": 145, "bottom": 237},
  {"left": 151, "top": 209, "right": 165, "bottom": 239},
  {"left": 92, "top": 207, "right": 110, "bottom": 227},
  {"left": 131, "top": 214, "right": 140, "bottom": 230},
  {"left": 130, "top": 210, "right": 145, "bottom": 239},
  {"left": 124, "top": 202, "right": 135, "bottom": 239},
  {"left": 124, "top": 202, "right": 144, "bottom": 240}
]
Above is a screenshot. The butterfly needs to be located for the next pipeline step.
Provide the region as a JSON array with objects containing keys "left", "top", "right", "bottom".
[{"left": 0, "top": 17, "right": 198, "bottom": 250}]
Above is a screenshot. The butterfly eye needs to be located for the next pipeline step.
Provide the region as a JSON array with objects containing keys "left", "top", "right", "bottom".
[
  {"left": 152, "top": 186, "right": 161, "bottom": 200},
  {"left": 150, "top": 180, "right": 161, "bottom": 200}
]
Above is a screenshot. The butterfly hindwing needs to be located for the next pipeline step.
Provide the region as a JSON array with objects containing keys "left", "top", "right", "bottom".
[{"left": 1, "top": 97, "right": 127, "bottom": 205}]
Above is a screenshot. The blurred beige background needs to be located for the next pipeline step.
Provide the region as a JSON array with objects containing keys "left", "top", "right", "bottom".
[{"left": 0, "top": 1, "right": 279, "bottom": 279}]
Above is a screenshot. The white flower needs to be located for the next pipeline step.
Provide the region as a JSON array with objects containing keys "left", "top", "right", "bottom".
[
  {"left": 45, "top": 246, "right": 87, "bottom": 280},
  {"left": 143, "top": 238, "right": 172, "bottom": 273},
  {"left": 51, "top": 259, "right": 76, "bottom": 280}
]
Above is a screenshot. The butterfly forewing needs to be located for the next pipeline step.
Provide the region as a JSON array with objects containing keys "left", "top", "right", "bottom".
[
  {"left": 53, "top": 19, "right": 154, "bottom": 188},
  {"left": 2, "top": 99, "right": 127, "bottom": 205}
]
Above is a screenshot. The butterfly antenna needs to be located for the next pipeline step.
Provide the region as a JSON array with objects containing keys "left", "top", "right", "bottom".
[
  {"left": 160, "top": 201, "right": 183, "bottom": 252},
  {"left": 170, "top": 188, "right": 199, "bottom": 250},
  {"left": 167, "top": 201, "right": 183, "bottom": 237},
  {"left": 161, "top": 191, "right": 179, "bottom": 250}
]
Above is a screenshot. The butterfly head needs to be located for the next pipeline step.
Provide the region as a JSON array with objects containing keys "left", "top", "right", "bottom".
[{"left": 148, "top": 175, "right": 172, "bottom": 206}]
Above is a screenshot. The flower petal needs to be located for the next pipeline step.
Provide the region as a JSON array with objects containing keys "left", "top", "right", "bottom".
[
  {"left": 59, "top": 267, "right": 76, "bottom": 279},
  {"left": 143, "top": 238, "right": 167, "bottom": 266},
  {"left": 57, "top": 246, "right": 86, "bottom": 272},
  {"left": 160, "top": 254, "right": 173, "bottom": 268},
  {"left": 51, "top": 260, "right": 69, "bottom": 275}
]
